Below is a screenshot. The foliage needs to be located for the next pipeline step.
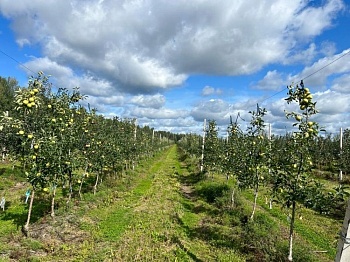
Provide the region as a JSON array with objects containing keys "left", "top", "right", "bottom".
[
  {"left": 0, "top": 72, "right": 174, "bottom": 234},
  {"left": 203, "top": 120, "right": 223, "bottom": 175}
]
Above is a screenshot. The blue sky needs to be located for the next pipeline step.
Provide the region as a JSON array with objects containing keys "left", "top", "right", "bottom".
[{"left": 0, "top": 0, "right": 350, "bottom": 136}]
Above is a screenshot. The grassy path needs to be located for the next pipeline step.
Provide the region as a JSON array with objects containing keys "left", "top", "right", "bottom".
[{"left": 90, "top": 145, "right": 244, "bottom": 261}]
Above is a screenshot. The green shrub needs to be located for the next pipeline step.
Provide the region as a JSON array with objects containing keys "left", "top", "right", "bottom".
[{"left": 195, "top": 181, "right": 230, "bottom": 203}]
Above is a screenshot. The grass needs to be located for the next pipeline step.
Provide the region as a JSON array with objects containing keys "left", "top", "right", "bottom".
[
  {"left": 241, "top": 187, "right": 340, "bottom": 260},
  {"left": 0, "top": 146, "right": 344, "bottom": 261}
]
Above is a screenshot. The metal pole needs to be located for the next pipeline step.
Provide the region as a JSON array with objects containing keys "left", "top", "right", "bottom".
[
  {"left": 340, "top": 127, "right": 343, "bottom": 181},
  {"left": 335, "top": 198, "right": 350, "bottom": 261},
  {"left": 200, "top": 119, "right": 206, "bottom": 173}
]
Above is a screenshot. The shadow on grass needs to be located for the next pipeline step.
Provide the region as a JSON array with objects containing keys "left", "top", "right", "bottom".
[
  {"left": 0, "top": 196, "right": 51, "bottom": 230},
  {"left": 176, "top": 170, "right": 204, "bottom": 185},
  {"left": 0, "top": 165, "right": 24, "bottom": 178},
  {"left": 170, "top": 235, "right": 205, "bottom": 262}
]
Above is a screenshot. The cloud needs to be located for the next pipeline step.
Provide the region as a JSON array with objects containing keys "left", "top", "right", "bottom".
[
  {"left": 202, "top": 85, "right": 222, "bottom": 96},
  {"left": 191, "top": 99, "right": 232, "bottom": 125},
  {"left": 0, "top": 0, "right": 344, "bottom": 94},
  {"left": 285, "top": 43, "right": 318, "bottom": 65},
  {"left": 286, "top": 0, "right": 343, "bottom": 39},
  {"left": 293, "top": 49, "right": 350, "bottom": 87},
  {"left": 128, "top": 107, "right": 188, "bottom": 119},
  {"left": 331, "top": 74, "right": 350, "bottom": 93},
  {"left": 1, "top": 0, "right": 347, "bottom": 136},
  {"left": 314, "top": 90, "right": 350, "bottom": 114},
  {"left": 130, "top": 94, "right": 165, "bottom": 109},
  {"left": 253, "top": 70, "right": 285, "bottom": 91},
  {"left": 23, "top": 57, "right": 115, "bottom": 97}
]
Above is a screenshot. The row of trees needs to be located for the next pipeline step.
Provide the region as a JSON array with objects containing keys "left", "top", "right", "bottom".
[
  {"left": 0, "top": 72, "right": 174, "bottom": 235},
  {"left": 177, "top": 83, "right": 348, "bottom": 261}
]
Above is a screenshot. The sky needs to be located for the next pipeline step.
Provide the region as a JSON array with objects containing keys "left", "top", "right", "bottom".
[{"left": 0, "top": 0, "right": 350, "bottom": 136}]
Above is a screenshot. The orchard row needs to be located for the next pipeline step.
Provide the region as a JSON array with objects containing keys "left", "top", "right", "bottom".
[
  {"left": 0, "top": 72, "right": 174, "bottom": 234},
  {"left": 178, "top": 83, "right": 348, "bottom": 261}
]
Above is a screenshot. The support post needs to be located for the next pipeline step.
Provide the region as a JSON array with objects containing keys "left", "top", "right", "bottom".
[
  {"left": 340, "top": 127, "right": 343, "bottom": 181},
  {"left": 200, "top": 119, "right": 206, "bottom": 173},
  {"left": 336, "top": 198, "right": 350, "bottom": 261}
]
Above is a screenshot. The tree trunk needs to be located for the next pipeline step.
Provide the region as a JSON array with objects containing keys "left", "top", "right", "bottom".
[
  {"left": 23, "top": 189, "right": 35, "bottom": 236},
  {"left": 231, "top": 188, "right": 235, "bottom": 208},
  {"left": 250, "top": 182, "right": 259, "bottom": 220},
  {"left": 288, "top": 200, "right": 296, "bottom": 261},
  {"left": 78, "top": 178, "right": 84, "bottom": 199},
  {"left": 93, "top": 173, "right": 99, "bottom": 195},
  {"left": 66, "top": 173, "right": 73, "bottom": 206},
  {"left": 51, "top": 185, "right": 56, "bottom": 217}
]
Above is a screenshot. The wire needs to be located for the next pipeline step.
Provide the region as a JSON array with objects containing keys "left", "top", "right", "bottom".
[
  {"left": 256, "top": 48, "right": 350, "bottom": 108},
  {"left": 258, "top": 87, "right": 288, "bottom": 105},
  {"left": 0, "top": 49, "right": 36, "bottom": 75},
  {"left": 301, "top": 49, "right": 350, "bottom": 81}
]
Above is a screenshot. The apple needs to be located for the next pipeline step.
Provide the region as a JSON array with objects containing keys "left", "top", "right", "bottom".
[
  {"left": 302, "top": 98, "right": 309, "bottom": 104},
  {"left": 295, "top": 115, "right": 302, "bottom": 121}
]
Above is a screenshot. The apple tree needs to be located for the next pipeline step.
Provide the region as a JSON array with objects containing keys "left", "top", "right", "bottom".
[{"left": 271, "top": 82, "right": 321, "bottom": 261}]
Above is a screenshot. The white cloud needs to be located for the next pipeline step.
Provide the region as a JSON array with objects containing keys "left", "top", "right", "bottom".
[
  {"left": 253, "top": 70, "right": 285, "bottom": 91},
  {"left": 202, "top": 85, "right": 222, "bottom": 96},
  {"left": 191, "top": 99, "right": 232, "bottom": 125},
  {"left": 285, "top": 43, "right": 318, "bottom": 65},
  {"left": 331, "top": 74, "right": 350, "bottom": 93},
  {"left": 130, "top": 94, "right": 166, "bottom": 109},
  {"left": 23, "top": 57, "right": 115, "bottom": 97},
  {"left": 294, "top": 49, "right": 350, "bottom": 87},
  {"left": 314, "top": 90, "right": 350, "bottom": 114},
  {"left": 128, "top": 107, "right": 188, "bottom": 119},
  {"left": 0, "top": 0, "right": 344, "bottom": 94},
  {"left": 1, "top": 0, "right": 347, "bottom": 135},
  {"left": 287, "top": 0, "right": 343, "bottom": 39}
]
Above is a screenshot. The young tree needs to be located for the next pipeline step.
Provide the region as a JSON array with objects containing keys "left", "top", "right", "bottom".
[
  {"left": 239, "top": 105, "right": 269, "bottom": 220},
  {"left": 271, "top": 81, "right": 320, "bottom": 261},
  {"left": 203, "top": 120, "right": 222, "bottom": 178},
  {"left": 0, "top": 76, "right": 18, "bottom": 113},
  {"left": 223, "top": 114, "right": 245, "bottom": 207}
]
